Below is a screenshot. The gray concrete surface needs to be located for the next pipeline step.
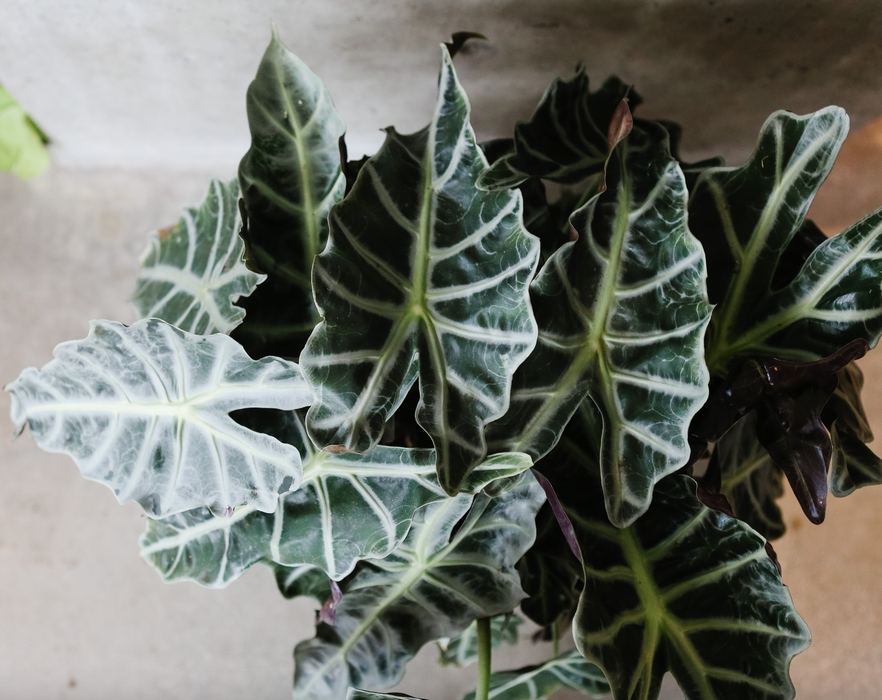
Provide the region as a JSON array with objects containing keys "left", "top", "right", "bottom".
[{"left": 3, "top": 1, "right": 882, "bottom": 169}]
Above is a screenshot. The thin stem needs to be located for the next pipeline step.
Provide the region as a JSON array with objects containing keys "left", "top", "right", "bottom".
[
  {"left": 475, "top": 617, "right": 492, "bottom": 700},
  {"left": 552, "top": 620, "right": 560, "bottom": 658}
]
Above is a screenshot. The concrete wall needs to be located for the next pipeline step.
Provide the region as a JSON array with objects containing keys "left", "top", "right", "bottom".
[{"left": 2, "top": 2, "right": 882, "bottom": 699}]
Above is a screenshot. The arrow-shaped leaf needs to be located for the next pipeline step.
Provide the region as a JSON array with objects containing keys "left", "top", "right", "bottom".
[
  {"left": 301, "top": 46, "right": 539, "bottom": 494},
  {"left": 462, "top": 650, "right": 610, "bottom": 700},
  {"left": 477, "top": 71, "right": 636, "bottom": 190},
  {"left": 688, "top": 108, "right": 852, "bottom": 375},
  {"left": 140, "top": 408, "right": 532, "bottom": 586},
  {"left": 488, "top": 119, "right": 712, "bottom": 527},
  {"left": 133, "top": 178, "right": 265, "bottom": 334},
  {"left": 233, "top": 29, "right": 346, "bottom": 360},
  {"left": 570, "top": 472, "right": 809, "bottom": 700},
  {"left": 293, "top": 474, "right": 544, "bottom": 700},
  {"left": 437, "top": 614, "right": 523, "bottom": 667},
  {"left": 6, "top": 319, "right": 312, "bottom": 517}
]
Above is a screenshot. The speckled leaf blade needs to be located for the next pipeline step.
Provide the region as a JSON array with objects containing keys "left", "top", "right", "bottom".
[
  {"left": 133, "top": 178, "right": 265, "bottom": 334},
  {"left": 572, "top": 474, "right": 809, "bottom": 700},
  {"left": 233, "top": 29, "right": 346, "bottom": 359},
  {"left": 477, "top": 72, "right": 634, "bottom": 190},
  {"left": 6, "top": 319, "right": 311, "bottom": 517},
  {"left": 140, "top": 408, "right": 533, "bottom": 586},
  {"left": 488, "top": 121, "right": 712, "bottom": 527},
  {"left": 689, "top": 108, "right": 849, "bottom": 374},
  {"left": 437, "top": 614, "right": 523, "bottom": 667},
  {"left": 293, "top": 474, "right": 545, "bottom": 700},
  {"left": 463, "top": 650, "right": 610, "bottom": 700},
  {"left": 712, "top": 411, "right": 786, "bottom": 540},
  {"left": 301, "top": 47, "right": 539, "bottom": 495}
]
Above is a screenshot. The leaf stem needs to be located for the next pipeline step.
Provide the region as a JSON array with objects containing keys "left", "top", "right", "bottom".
[
  {"left": 552, "top": 620, "right": 560, "bottom": 658},
  {"left": 476, "top": 617, "right": 492, "bottom": 700}
]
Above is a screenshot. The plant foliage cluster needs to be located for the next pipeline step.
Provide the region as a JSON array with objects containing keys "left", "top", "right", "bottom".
[{"left": 9, "top": 30, "right": 882, "bottom": 700}]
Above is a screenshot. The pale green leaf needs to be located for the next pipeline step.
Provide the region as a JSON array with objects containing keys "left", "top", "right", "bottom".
[
  {"left": 571, "top": 474, "right": 809, "bottom": 700},
  {"left": 6, "top": 319, "right": 311, "bottom": 517},
  {"left": 234, "top": 29, "right": 346, "bottom": 359},
  {"left": 293, "top": 474, "right": 545, "bottom": 700},
  {"left": 301, "top": 46, "right": 539, "bottom": 494},
  {"left": 463, "top": 650, "right": 610, "bottom": 700},
  {"left": 133, "top": 178, "right": 265, "bottom": 334},
  {"left": 488, "top": 120, "right": 712, "bottom": 527},
  {"left": 0, "top": 85, "right": 49, "bottom": 179},
  {"left": 436, "top": 614, "right": 523, "bottom": 667},
  {"left": 477, "top": 72, "right": 633, "bottom": 190},
  {"left": 140, "top": 409, "right": 532, "bottom": 586}
]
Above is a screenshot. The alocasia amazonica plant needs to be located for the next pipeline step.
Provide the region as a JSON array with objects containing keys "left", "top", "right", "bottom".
[{"left": 9, "top": 29, "right": 882, "bottom": 700}]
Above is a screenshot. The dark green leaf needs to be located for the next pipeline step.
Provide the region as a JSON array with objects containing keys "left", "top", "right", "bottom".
[
  {"left": 293, "top": 474, "right": 544, "bottom": 700},
  {"left": 711, "top": 412, "right": 786, "bottom": 540},
  {"left": 275, "top": 564, "right": 333, "bottom": 601},
  {"left": 488, "top": 119, "right": 712, "bottom": 527},
  {"left": 826, "top": 362, "right": 882, "bottom": 496},
  {"left": 233, "top": 29, "right": 346, "bottom": 359},
  {"left": 688, "top": 108, "right": 850, "bottom": 375},
  {"left": 570, "top": 473, "right": 809, "bottom": 700},
  {"left": 301, "top": 47, "right": 539, "bottom": 495},
  {"left": 477, "top": 72, "right": 638, "bottom": 190},
  {"left": 462, "top": 650, "right": 610, "bottom": 700}
]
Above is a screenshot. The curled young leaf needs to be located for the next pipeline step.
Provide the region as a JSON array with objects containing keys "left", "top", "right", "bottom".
[
  {"left": 133, "top": 178, "right": 265, "bottom": 334},
  {"left": 488, "top": 118, "right": 712, "bottom": 527},
  {"left": 140, "top": 409, "right": 532, "bottom": 587},
  {"left": 234, "top": 29, "right": 346, "bottom": 359},
  {"left": 462, "top": 650, "right": 610, "bottom": 700},
  {"left": 477, "top": 71, "right": 638, "bottom": 190},
  {"left": 293, "top": 475, "right": 544, "bottom": 700},
  {"left": 6, "top": 319, "right": 312, "bottom": 517},
  {"left": 301, "top": 46, "right": 539, "bottom": 495}
]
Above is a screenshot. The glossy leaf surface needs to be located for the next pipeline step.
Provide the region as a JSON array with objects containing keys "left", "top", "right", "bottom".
[
  {"left": 234, "top": 30, "right": 346, "bottom": 359},
  {"left": 140, "top": 409, "right": 532, "bottom": 585},
  {"left": 827, "top": 363, "right": 882, "bottom": 496},
  {"left": 572, "top": 474, "right": 809, "bottom": 700},
  {"left": 711, "top": 412, "right": 786, "bottom": 540},
  {"left": 437, "top": 614, "right": 523, "bottom": 667},
  {"left": 7, "top": 319, "right": 311, "bottom": 517},
  {"left": 302, "top": 47, "right": 539, "bottom": 494},
  {"left": 293, "top": 474, "right": 544, "bottom": 700},
  {"left": 488, "top": 120, "right": 712, "bottom": 526},
  {"left": 463, "top": 650, "right": 610, "bottom": 700},
  {"left": 690, "top": 108, "right": 854, "bottom": 375},
  {"left": 133, "top": 178, "right": 265, "bottom": 334},
  {"left": 477, "top": 71, "right": 635, "bottom": 190}
]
